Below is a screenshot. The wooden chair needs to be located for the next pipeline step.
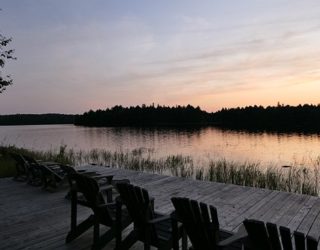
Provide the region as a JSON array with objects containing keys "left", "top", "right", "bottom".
[
  {"left": 66, "top": 173, "right": 132, "bottom": 250},
  {"left": 10, "top": 153, "right": 43, "bottom": 185},
  {"left": 171, "top": 197, "right": 245, "bottom": 250},
  {"left": 16, "top": 154, "right": 66, "bottom": 189},
  {"left": 243, "top": 219, "right": 318, "bottom": 250},
  {"left": 60, "top": 164, "right": 113, "bottom": 197},
  {"left": 10, "top": 152, "right": 29, "bottom": 181},
  {"left": 20, "top": 154, "right": 67, "bottom": 189},
  {"left": 116, "top": 182, "right": 185, "bottom": 250}
]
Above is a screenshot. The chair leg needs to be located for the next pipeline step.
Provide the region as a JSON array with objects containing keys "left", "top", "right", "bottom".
[
  {"left": 119, "top": 230, "right": 139, "bottom": 250},
  {"left": 93, "top": 228, "right": 116, "bottom": 250},
  {"left": 66, "top": 215, "right": 95, "bottom": 243},
  {"left": 172, "top": 219, "right": 179, "bottom": 250},
  {"left": 144, "top": 226, "right": 152, "bottom": 250},
  {"left": 93, "top": 220, "right": 100, "bottom": 244},
  {"left": 70, "top": 189, "right": 77, "bottom": 231},
  {"left": 144, "top": 242, "right": 151, "bottom": 250},
  {"left": 182, "top": 229, "right": 188, "bottom": 250}
]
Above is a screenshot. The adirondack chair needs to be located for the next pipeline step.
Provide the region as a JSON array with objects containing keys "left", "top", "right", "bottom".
[
  {"left": 171, "top": 197, "right": 245, "bottom": 250},
  {"left": 20, "top": 154, "right": 67, "bottom": 189},
  {"left": 66, "top": 173, "right": 132, "bottom": 250},
  {"left": 243, "top": 219, "right": 318, "bottom": 250},
  {"left": 116, "top": 183, "right": 186, "bottom": 250},
  {"left": 10, "top": 153, "right": 42, "bottom": 185},
  {"left": 10, "top": 152, "right": 29, "bottom": 181},
  {"left": 39, "top": 164, "right": 68, "bottom": 189},
  {"left": 61, "top": 164, "right": 114, "bottom": 200}
]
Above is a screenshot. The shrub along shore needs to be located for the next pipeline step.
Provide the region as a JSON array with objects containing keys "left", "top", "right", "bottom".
[{"left": 0, "top": 145, "right": 319, "bottom": 196}]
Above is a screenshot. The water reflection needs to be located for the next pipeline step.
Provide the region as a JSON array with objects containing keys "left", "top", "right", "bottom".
[{"left": 0, "top": 124, "right": 320, "bottom": 167}]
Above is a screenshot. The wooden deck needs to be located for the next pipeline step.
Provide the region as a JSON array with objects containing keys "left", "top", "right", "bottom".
[{"left": 1, "top": 165, "right": 320, "bottom": 249}]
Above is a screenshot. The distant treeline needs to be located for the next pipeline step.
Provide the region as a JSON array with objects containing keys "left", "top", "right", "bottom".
[
  {"left": 212, "top": 104, "right": 320, "bottom": 132},
  {"left": 75, "top": 104, "right": 320, "bottom": 132},
  {"left": 74, "top": 105, "right": 212, "bottom": 126},
  {"left": 2, "top": 104, "right": 320, "bottom": 132},
  {"left": 0, "top": 114, "right": 75, "bottom": 125}
]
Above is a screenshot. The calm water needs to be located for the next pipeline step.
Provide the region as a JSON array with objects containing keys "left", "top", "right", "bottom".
[{"left": 1, "top": 124, "right": 320, "bottom": 167}]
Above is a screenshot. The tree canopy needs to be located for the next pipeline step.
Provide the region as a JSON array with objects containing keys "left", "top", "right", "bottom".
[{"left": 0, "top": 11, "right": 16, "bottom": 93}]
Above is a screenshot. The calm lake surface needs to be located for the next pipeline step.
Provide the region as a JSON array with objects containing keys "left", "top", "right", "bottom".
[{"left": 1, "top": 124, "right": 320, "bottom": 168}]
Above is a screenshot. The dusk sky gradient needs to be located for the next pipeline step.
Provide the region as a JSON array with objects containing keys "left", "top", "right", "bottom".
[{"left": 1, "top": 0, "right": 320, "bottom": 114}]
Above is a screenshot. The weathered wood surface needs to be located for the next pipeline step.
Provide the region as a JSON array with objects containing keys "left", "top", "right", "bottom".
[{"left": 1, "top": 165, "right": 320, "bottom": 249}]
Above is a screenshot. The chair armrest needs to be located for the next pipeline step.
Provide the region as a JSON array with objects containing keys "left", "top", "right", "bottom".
[
  {"left": 147, "top": 215, "right": 171, "bottom": 224},
  {"left": 92, "top": 175, "right": 112, "bottom": 180},
  {"left": 76, "top": 169, "right": 87, "bottom": 173},
  {"left": 217, "top": 226, "right": 248, "bottom": 247},
  {"left": 81, "top": 171, "right": 97, "bottom": 175},
  {"left": 100, "top": 185, "right": 113, "bottom": 192},
  {"left": 96, "top": 202, "right": 117, "bottom": 209}
]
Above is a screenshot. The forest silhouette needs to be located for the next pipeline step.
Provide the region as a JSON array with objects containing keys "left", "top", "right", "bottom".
[
  {"left": 0, "top": 114, "right": 75, "bottom": 125},
  {"left": 74, "top": 104, "right": 320, "bottom": 132},
  {"left": 1, "top": 104, "right": 320, "bottom": 133},
  {"left": 212, "top": 103, "right": 320, "bottom": 132}
]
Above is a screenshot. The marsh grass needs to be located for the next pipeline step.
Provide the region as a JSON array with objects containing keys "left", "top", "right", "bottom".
[
  {"left": 1, "top": 145, "right": 319, "bottom": 196},
  {"left": 0, "top": 145, "right": 73, "bottom": 177}
]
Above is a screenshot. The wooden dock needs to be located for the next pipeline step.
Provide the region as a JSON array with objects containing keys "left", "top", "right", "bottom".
[{"left": 1, "top": 165, "right": 320, "bottom": 249}]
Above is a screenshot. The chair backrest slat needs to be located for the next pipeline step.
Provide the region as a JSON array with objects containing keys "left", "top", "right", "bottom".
[
  {"left": 266, "top": 222, "right": 282, "bottom": 250},
  {"left": 294, "top": 231, "right": 306, "bottom": 250},
  {"left": 243, "top": 219, "right": 271, "bottom": 250},
  {"left": 280, "top": 226, "right": 293, "bottom": 250},
  {"left": 306, "top": 236, "right": 318, "bottom": 250}
]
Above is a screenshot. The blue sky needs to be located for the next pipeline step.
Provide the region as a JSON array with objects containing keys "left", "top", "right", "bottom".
[{"left": 1, "top": 0, "right": 320, "bottom": 114}]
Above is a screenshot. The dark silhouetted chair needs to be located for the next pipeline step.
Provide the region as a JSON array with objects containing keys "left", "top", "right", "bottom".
[
  {"left": 21, "top": 154, "right": 70, "bottom": 189},
  {"left": 171, "top": 197, "right": 245, "bottom": 250},
  {"left": 10, "top": 153, "right": 42, "bottom": 185},
  {"left": 60, "top": 164, "right": 113, "bottom": 198},
  {"left": 243, "top": 219, "right": 318, "bottom": 250},
  {"left": 10, "top": 152, "right": 29, "bottom": 181},
  {"left": 116, "top": 182, "right": 185, "bottom": 250},
  {"left": 66, "top": 173, "right": 131, "bottom": 250}
]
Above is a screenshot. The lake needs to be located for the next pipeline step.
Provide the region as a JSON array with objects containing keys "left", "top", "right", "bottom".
[{"left": 1, "top": 124, "right": 320, "bottom": 168}]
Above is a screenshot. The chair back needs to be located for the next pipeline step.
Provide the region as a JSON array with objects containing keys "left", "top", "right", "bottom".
[
  {"left": 116, "top": 183, "right": 156, "bottom": 237},
  {"left": 73, "top": 173, "right": 113, "bottom": 224},
  {"left": 243, "top": 219, "right": 318, "bottom": 250},
  {"left": 10, "top": 152, "right": 28, "bottom": 176},
  {"left": 171, "top": 197, "right": 220, "bottom": 250},
  {"left": 21, "top": 154, "right": 43, "bottom": 175},
  {"left": 59, "top": 165, "right": 77, "bottom": 187},
  {"left": 21, "top": 154, "right": 38, "bottom": 165}
]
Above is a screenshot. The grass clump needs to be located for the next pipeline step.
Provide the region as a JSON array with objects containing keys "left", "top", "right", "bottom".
[{"left": 195, "top": 159, "right": 319, "bottom": 196}]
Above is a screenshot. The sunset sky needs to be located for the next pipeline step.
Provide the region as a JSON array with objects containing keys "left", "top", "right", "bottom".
[{"left": 0, "top": 0, "right": 320, "bottom": 114}]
